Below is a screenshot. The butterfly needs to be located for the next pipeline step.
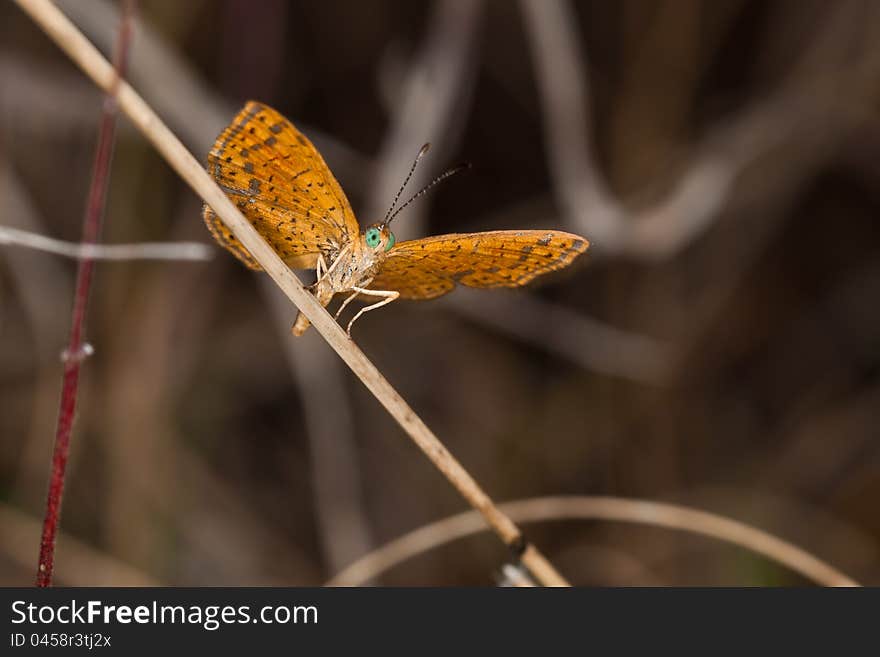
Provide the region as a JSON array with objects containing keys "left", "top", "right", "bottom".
[{"left": 204, "top": 101, "right": 589, "bottom": 335}]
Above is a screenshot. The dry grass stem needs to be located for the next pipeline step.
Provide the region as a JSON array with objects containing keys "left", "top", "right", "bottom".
[
  {"left": 0, "top": 225, "right": 213, "bottom": 261},
  {"left": 327, "top": 496, "right": 859, "bottom": 587}
]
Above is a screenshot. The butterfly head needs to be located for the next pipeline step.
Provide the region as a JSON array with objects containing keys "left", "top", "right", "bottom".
[{"left": 364, "top": 224, "right": 396, "bottom": 253}]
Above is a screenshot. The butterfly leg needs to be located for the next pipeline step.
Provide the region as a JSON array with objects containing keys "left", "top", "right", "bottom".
[
  {"left": 314, "top": 253, "right": 327, "bottom": 283},
  {"left": 334, "top": 273, "right": 375, "bottom": 321},
  {"left": 295, "top": 251, "right": 347, "bottom": 335},
  {"left": 345, "top": 287, "right": 400, "bottom": 335},
  {"left": 312, "top": 245, "right": 350, "bottom": 289},
  {"left": 334, "top": 289, "right": 362, "bottom": 320}
]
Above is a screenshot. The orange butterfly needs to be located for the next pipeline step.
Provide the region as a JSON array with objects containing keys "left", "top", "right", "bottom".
[{"left": 204, "top": 101, "right": 589, "bottom": 335}]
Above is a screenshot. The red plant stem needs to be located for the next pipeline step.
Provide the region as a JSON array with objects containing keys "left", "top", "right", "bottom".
[{"left": 36, "top": 0, "right": 136, "bottom": 588}]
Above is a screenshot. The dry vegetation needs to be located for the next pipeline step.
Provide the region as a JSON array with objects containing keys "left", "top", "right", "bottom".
[{"left": 1, "top": 0, "right": 879, "bottom": 586}]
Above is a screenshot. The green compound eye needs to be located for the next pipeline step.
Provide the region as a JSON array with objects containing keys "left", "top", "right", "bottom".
[
  {"left": 365, "top": 227, "right": 381, "bottom": 248},
  {"left": 385, "top": 231, "right": 396, "bottom": 252}
]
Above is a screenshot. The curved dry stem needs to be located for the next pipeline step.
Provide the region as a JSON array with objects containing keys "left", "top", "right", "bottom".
[
  {"left": 327, "top": 495, "right": 859, "bottom": 587},
  {"left": 14, "top": 0, "right": 569, "bottom": 587}
]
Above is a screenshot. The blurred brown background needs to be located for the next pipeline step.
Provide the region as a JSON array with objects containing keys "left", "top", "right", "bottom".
[{"left": 1, "top": 0, "right": 879, "bottom": 585}]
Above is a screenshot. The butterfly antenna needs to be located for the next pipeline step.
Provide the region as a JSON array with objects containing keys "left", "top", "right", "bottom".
[
  {"left": 386, "top": 162, "right": 472, "bottom": 225},
  {"left": 382, "top": 143, "right": 431, "bottom": 225}
]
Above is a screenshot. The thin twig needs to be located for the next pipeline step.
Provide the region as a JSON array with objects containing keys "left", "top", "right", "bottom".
[
  {"left": 15, "top": 0, "right": 570, "bottom": 587},
  {"left": 34, "top": 0, "right": 135, "bottom": 588},
  {"left": 327, "top": 496, "right": 859, "bottom": 587},
  {"left": 0, "top": 225, "right": 213, "bottom": 261}
]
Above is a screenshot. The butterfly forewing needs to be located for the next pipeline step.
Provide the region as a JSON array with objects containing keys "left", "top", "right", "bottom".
[
  {"left": 369, "top": 230, "right": 589, "bottom": 299},
  {"left": 204, "top": 101, "right": 360, "bottom": 270}
]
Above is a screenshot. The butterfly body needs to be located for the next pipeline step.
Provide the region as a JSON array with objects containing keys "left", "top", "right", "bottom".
[
  {"left": 291, "top": 225, "right": 396, "bottom": 335},
  {"left": 204, "top": 101, "right": 589, "bottom": 336}
]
